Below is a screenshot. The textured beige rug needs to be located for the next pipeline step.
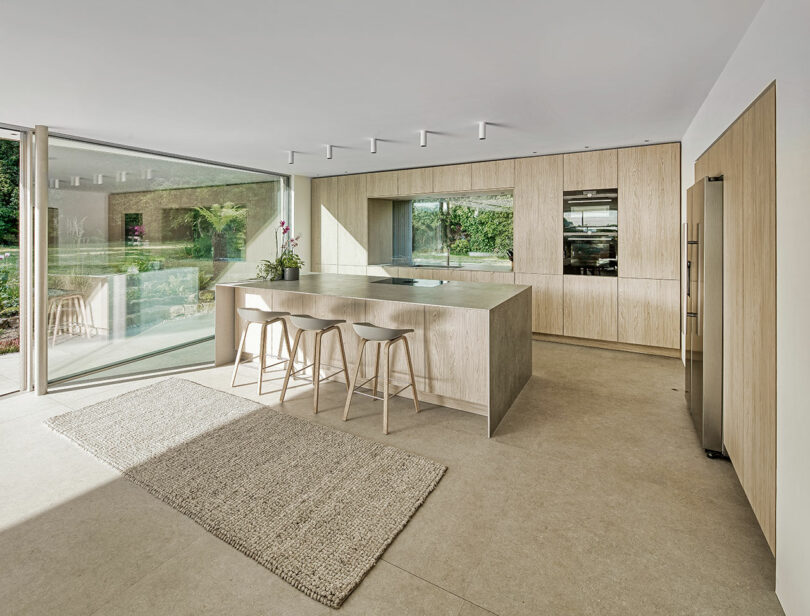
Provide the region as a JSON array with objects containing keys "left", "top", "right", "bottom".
[{"left": 46, "top": 378, "right": 446, "bottom": 608}]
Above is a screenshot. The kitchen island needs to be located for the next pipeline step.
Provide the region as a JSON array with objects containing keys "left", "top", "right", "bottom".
[{"left": 215, "top": 274, "right": 532, "bottom": 436}]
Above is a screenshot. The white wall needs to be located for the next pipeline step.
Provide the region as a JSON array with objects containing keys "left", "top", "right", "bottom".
[
  {"left": 47, "top": 189, "right": 108, "bottom": 246},
  {"left": 290, "top": 175, "right": 311, "bottom": 273},
  {"left": 681, "top": 1, "right": 810, "bottom": 614}
]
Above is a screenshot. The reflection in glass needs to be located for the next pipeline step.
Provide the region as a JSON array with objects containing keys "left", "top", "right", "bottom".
[{"left": 46, "top": 137, "right": 287, "bottom": 383}]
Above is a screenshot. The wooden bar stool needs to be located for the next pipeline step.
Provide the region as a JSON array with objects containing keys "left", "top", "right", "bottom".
[
  {"left": 279, "top": 315, "right": 350, "bottom": 413},
  {"left": 343, "top": 322, "right": 420, "bottom": 434},
  {"left": 231, "top": 308, "right": 292, "bottom": 395}
]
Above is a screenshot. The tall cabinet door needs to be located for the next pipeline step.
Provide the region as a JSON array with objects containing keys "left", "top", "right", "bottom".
[
  {"left": 336, "top": 174, "right": 368, "bottom": 267},
  {"left": 311, "top": 177, "right": 339, "bottom": 268},
  {"left": 513, "top": 155, "right": 563, "bottom": 275},
  {"left": 618, "top": 143, "right": 680, "bottom": 280}
]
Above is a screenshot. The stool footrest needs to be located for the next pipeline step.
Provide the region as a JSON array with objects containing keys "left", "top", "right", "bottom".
[{"left": 351, "top": 382, "right": 412, "bottom": 402}]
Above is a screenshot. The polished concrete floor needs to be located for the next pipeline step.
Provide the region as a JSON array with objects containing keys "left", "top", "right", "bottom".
[{"left": 0, "top": 342, "right": 783, "bottom": 615}]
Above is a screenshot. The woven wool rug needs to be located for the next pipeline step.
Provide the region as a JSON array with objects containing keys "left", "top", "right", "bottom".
[{"left": 46, "top": 378, "right": 446, "bottom": 608}]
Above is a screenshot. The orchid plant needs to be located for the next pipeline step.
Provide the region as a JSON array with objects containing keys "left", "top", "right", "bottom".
[
  {"left": 257, "top": 220, "right": 304, "bottom": 280},
  {"left": 276, "top": 220, "right": 304, "bottom": 269}
]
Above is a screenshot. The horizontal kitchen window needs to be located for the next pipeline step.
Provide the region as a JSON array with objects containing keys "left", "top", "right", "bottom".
[{"left": 392, "top": 192, "right": 513, "bottom": 269}]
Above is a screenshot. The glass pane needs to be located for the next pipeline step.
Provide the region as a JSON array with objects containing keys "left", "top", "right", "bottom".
[
  {"left": 407, "top": 193, "right": 513, "bottom": 269},
  {"left": 0, "top": 133, "right": 20, "bottom": 394},
  {"left": 46, "top": 137, "right": 287, "bottom": 383}
]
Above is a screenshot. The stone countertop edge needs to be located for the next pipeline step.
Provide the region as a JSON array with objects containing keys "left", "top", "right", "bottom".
[{"left": 217, "top": 273, "right": 530, "bottom": 311}]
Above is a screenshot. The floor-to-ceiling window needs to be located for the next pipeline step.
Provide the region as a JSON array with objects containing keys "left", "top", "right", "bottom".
[
  {"left": 46, "top": 137, "right": 287, "bottom": 383},
  {"left": 0, "top": 131, "right": 21, "bottom": 394}
]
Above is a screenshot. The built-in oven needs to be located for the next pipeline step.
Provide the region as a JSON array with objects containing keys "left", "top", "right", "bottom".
[{"left": 563, "top": 189, "right": 618, "bottom": 276}]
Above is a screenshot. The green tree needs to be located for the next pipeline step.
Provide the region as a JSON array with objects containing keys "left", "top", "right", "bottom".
[
  {"left": 0, "top": 140, "right": 19, "bottom": 246},
  {"left": 191, "top": 202, "right": 246, "bottom": 260}
]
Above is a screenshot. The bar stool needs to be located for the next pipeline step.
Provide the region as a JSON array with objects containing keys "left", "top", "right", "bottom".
[
  {"left": 231, "top": 307, "right": 293, "bottom": 395},
  {"left": 343, "top": 322, "right": 420, "bottom": 435},
  {"left": 279, "top": 315, "right": 350, "bottom": 413}
]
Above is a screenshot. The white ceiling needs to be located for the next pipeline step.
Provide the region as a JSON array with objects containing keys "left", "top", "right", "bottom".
[{"left": 2, "top": 0, "right": 763, "bottom": 178}]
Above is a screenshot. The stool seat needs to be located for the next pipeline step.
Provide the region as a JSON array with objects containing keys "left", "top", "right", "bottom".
[
  {"left": 237, "top": 307, "right": 290, "bottom": 323},
  {"left": 352, "top": 322, "right": 414, "bottom": 341},
  {"left": 290, "top": 314, "right": 346, "bottom": 331}
]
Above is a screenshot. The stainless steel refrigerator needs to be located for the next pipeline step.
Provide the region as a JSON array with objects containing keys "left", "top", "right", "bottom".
[{"left": 684, "top": 177, "right": 724, "bottom": 457}]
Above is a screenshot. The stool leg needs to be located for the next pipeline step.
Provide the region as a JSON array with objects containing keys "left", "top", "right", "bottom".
[
  {"left": 372, "top": 342, "right": 381, "bottom": 397},
  {"left": 402, "top": 336, "right": 420, "bottom": 413},
  {"left": 231, "top": 322, "right": 249, "bottom": 386},
  {"left": 382, "top": 339, "right": 393, "bottom": 435},
  {"left": 257, "top": 323, "right": 268, "bottom": 395},
  {"left": 280, "top": 328, "right": 303, "bottom": 402},
  {"left": 79, "top": 296, "right": 91, "bottom": 338},
  {"left": 52, "top": 299, "right": 63, "bottom": 346},
  {"left": 343, "top": 339, "right": 367, "bottom": 421},
  {"left": 278, "top": 317, "right": 293, "bottom": 369},
  {"left": 334, "top": 326, "right": 350, "bottom": 391},
  {"left": 313, "top": 331, "right": 322, "bottom": 413}
]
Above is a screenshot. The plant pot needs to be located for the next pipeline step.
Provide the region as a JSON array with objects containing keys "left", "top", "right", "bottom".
[{"left": 283, "top": 267, "right": 300, "bottom": 281}]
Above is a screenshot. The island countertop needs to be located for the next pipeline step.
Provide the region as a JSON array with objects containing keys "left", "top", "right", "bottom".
[{"left": 225, "top": 273, "right": 529, "bottom": 311}]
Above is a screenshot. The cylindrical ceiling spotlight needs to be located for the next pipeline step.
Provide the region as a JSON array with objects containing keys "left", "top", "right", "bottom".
[
  {"left": 145, "top": 168, "right": 153, "bottom": 180},
  {"left": 117, "top": 171, "right": 127, "bottom": 183},
  {"left": 419, "top": 130, "right": 427, "bottom": 147},
  {"left": 326, "top": 144, "right": 333, "bottom": 159},
  {"left": 288, "top": 151, "right": 295, "bottom": 165},
  {"left": 478, "top": 121, "right": 487, "bottom": 140},
  {"left": 370, "top": 138, "right": 377, "bottom": 154},
  {"left": 51, "top": 178, "right": 60, "bottom": 189},
  {"left": 70, "top": 176, "right": 81, "bottom": 187},
  {"left": 93, "top": 174, "right": 103, "bottom": 185}
]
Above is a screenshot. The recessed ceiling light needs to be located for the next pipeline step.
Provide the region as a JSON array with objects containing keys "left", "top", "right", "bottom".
[
  {"left": 584, "top": 146, "right": 590, "bottom": 149},
  {"left": 532, "top": 151, "right": 537, "bottom": 154}
]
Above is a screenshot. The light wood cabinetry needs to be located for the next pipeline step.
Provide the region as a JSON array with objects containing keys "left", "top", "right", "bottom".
[
  {"left": 311, "top": 177, "right": 338, "bottom": 267},
  {"left": 471, "top": 160, "right": 514, "bottom": 190},
  {"left": 618, "top": 143, "right": 680, "bottom": 280},
  {"left": 618, "top": 278, "right": 679, "bottom": 349},
  {"left": 563, "top": 276, "right": 617, "bottom": 341},
  {"left": 397, "top": 168, "right": 433, "bottom": 195},
  {"left": 514, "top": 155, "right": 563, "bottom": 275},
  {"left": 336, "top": 174, "right": 368, "bottom": 266},
  {"left": 563, "top": 149, "right": 617, "bottom": 191},
  {"left": 367, "top": 171, "right": 398, "bottom": 197},
  {"left": 433, "top": 164, "right": 471, "bottom": 193},
  {"left": 741, "top": 85, "right": 776, "bottom": 552},
  {"left": 424, "top": 305, "right": 489, "bottom": 405},
  {"left": 693, "top": 83, "right": 776, "bottom": 553},
  {"left": 367, "top": 199, "right": 393, "bottom": 266},
  {"left": 515, "top": 273, "right": 563, "bottom": 335}
]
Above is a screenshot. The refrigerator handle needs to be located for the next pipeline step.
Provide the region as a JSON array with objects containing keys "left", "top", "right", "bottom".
[{"left": 695, "top": 223, "right": 703, "bottom": 336}]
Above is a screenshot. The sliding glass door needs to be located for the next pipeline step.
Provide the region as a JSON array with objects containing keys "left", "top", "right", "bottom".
[{"left": 45, "top": 137, "right": 287, "bottom": 383}]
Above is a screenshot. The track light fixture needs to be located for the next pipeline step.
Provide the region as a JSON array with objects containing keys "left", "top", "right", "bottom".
[
  {"left": 326, "top": 144, "right": 333, "bottom": 159},
  {"left": 51, "top": 178, "right": 60, "bottom": 189},
  {"left": 93, "top": 174, "right": 103, "bottom": 185},
  {"left": 419, "top": 130, "right": 427, "bottom": 147},
  {"left": 478, "top": 121, "right": 487, "bottom": 140},
  {"left": 70, "top": 176, "right": 81, "bottom": 187},
  {"left": 288, "top": 151, "right": 295, "bottom": 165},
  {"left": 370, "top": 138, "right": 377, "bottom": 154},
  {"left": 117, "top": 171, "right": 127, "bottom": 182}
]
